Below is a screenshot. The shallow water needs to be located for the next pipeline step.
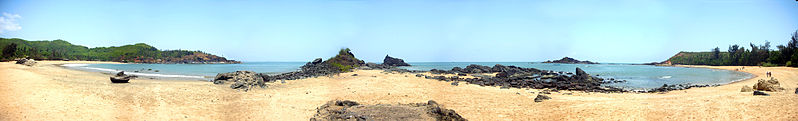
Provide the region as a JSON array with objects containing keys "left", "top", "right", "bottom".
[{"left": 63, "top": 62, "right": 752, "bottom": 89}]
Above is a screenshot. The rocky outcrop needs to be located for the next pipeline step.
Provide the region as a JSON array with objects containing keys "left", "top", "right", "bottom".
[
  {"left": 15, "top": 59, "right": 36, "bottom": 66},
  {"left": 543, "top": 57, "right": 598, "bottom": 64},
  {"left": 753, "top": 78, "right": 783, "bottom": 91},
  {"left": 310, "top": 100, "right": 466, "bottom": 121},
  {"left": 110, "top": 71, "right": 137, "bottom": 83},
  {"left": 321, "top": 48, "right": 364, "bottom": 70},
  {"left": 382, "top": 55, "right": 410, "bottom": 66},
  {"left": 212, "top": 71, "right": 270, "bottom": 91}
]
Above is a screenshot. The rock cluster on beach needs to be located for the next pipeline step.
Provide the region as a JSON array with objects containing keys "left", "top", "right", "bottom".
[
  {"left": 15, "top": 58, "right": 36, "bottom": 66},
  {"left": 542, "top": 57, "right": 598, "bottom": 64},
  {"left": 309, "top": 100, "right": 466, "bottom": 121}
]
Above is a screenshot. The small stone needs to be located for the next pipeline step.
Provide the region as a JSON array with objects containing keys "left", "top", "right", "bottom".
[
  {"left": 740, "top": 85, "right": 753, "bottom": 92},
  {"left": 351, "top": 74, "right": 358, "bottom": 76}
]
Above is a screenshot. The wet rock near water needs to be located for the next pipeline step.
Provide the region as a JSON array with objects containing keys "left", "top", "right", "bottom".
[{"left": 310, "top": 100, "right": 466, "bottom": 121}]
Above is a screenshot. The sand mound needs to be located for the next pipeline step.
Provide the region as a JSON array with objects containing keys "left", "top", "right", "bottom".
[{"left": 310, "top": 100, "right": 466, "bottom": 121}]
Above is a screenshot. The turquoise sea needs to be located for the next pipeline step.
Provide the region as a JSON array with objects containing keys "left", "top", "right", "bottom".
[{"left": 62, "top": 62, "right": 752, "bottom": 89}]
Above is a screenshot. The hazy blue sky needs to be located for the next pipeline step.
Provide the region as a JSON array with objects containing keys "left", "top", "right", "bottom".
[{"left": 1, "top": 0, "right": 797, "bottom": 63}]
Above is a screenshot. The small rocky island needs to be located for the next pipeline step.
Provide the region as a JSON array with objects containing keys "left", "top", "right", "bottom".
[{"left": 543, "top": 57, "right": 598, "bottom": 64}]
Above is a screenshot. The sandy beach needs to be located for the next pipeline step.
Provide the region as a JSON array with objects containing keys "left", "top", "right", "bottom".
[{"left": 1, "top": 61, "right": 797, "bottom": 120}]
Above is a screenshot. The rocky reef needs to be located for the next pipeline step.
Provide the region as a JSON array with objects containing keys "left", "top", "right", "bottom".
[
  {"left": 416, "top": 64, "right": 626, "bottom": 93},
  {"left": 543, "top": 57, "right": 598, "bottom": 64}
]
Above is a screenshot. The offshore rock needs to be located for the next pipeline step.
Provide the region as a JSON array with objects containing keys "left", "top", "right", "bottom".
[{"left": 382, "top": 55, "right": 410, "bottom": 66}]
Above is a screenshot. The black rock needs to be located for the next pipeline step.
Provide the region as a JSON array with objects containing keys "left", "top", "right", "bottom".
[
  {"left": 311, "top": 58, "right": 323, "bottom": 64},
  {"left": 753, "top": 91, "right": 769, "bottom": 96},
  {"left": 451, "top": 82, "right": 459, "bottom": 86},
  {"left": 351, "top": 74, "right": 358, "bottom": 76},
  {"left": 534, "top": 95, "right": 551, "bottom": 102},
  {"left": 382, "top": 55, "right": 411, "bottom": 66},
  {"left": 794, "top": 88, "right": 797, "bottom": 94}
]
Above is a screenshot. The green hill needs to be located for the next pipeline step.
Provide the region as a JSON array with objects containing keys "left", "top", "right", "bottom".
[{"left": 0, "top": 38, "right": 240, "bottom": 64}]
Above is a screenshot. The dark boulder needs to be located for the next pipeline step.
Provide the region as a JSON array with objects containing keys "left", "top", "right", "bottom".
[{"left": 382, "top": 55, "right": 410, "bottom": 66}]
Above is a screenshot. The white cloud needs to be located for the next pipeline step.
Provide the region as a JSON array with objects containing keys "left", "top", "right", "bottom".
[{"left": 0, "top": 12, "right": 22, "bottom": 33}]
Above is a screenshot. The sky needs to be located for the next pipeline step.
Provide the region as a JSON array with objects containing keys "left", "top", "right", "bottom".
[{"left": 1, "top": 0, "right": 797, "bottom": 63}]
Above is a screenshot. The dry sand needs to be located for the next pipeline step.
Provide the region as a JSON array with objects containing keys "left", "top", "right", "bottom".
[{"left": 1, "top": 61, "right": 797, "bottom": 120}]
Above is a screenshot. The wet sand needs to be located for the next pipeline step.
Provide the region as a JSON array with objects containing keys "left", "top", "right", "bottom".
[{"left": 1, "top": 61, "right": 797, "bottom": 120}]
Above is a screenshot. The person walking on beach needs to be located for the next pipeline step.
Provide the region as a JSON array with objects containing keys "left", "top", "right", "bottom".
[{"left": 766, "top": 71, "right": 771, "bottom": 77}]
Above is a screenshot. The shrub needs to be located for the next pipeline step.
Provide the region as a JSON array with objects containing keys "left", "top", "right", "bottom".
[
  {"left": 761, "top": 62, "right": 778, "bottom": 67},
  {"left": 787, "top": 61, "right": 794, "bottom": 67}
]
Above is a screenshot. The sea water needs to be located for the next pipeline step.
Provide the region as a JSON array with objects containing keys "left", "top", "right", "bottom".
[{"left": 63, "top": 62, "right": 752, "bottom": 89}]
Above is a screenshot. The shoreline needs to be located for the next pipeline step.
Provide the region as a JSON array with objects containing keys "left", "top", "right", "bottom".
[
  {"left": 59, "top": 61, "right": 758, "bottom": 91},
  {"left": 2, "top": 61, "right": 796, "bottom": 120}
]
